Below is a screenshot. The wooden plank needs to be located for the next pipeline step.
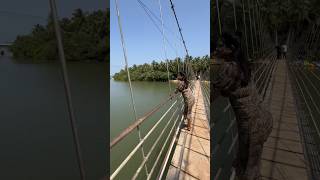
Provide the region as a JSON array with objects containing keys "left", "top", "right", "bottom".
[
  {"left": 167, "top": 165, "right": 199, "bottom": 180},
  {"left": 261, "top": 59, "right": 308, "bottom": 180},
  {"left": 261, "top": 160, "right": 308, "bottom": 180}
]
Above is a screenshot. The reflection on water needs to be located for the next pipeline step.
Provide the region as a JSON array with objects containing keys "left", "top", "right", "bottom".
[{"left": 0, "top": 55, "right": 107, "bottom": 180}]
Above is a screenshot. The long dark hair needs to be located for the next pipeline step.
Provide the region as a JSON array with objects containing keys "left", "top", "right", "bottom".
[
  {"left": 221, "top": 32, "right": 251, "bottom": 86},
  {"left": 178, "top": 72, "right": 189, "bottom": 89}
]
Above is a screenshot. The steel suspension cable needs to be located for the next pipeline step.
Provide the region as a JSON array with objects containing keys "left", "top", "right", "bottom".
[
  {"left": 256, "top": 0, "right": 267, "bottom": 54},
  {"left": 309, "top": 25, "right": 319, "bottom": 49},
  {"left": 215, "top": 0, "right": 222, "bottom": 36},
  {"left": 113, "top": 0, "right": 149, "bottom": 176},
  {"left": 137, "top": 0, "right": 183, "bottom": 78},
  {"left": 136, "top": 0, "right": 182, "bottom": 56},
  {"left": 241, "top": 0, "right": 250, "bottom": 59},
  {"left": 168, "top": 0, "right": 189, "bottom": 57},
  {"left": 311, "top": 25, "right": 320, "bottom": 49},
  {"left": 247, "top": 0, "right": 255, "bottom": 58},
  {"left": 311, "top": 26, "right": 320, "bottom": 52},
  {"left": 304, "top": 26, "right": 314, "bottom": 57},
  {"left": 232, "top": 0, "right": 238, "bottom": 31},
  {"left": 158, "top": 0, "right": 172, "bottom": 92},
  {"left": 137, "top": 0, "right": 182, "bottom": 41},
  {"left": 251, "top": 0, "right": 259, "bottom": 57},
  {"left": 255, "top": 0, "right": 263, "bottom": 57},
  {"left": 168, "top": 0, "right": 196, "bottom": 81},
  {"left": 49, "top": 1, "right": 86, "bottom": 179},
  {"left": 307, "top": 25, "right": 316, "bottom": 49},
  {"left": 305, "top": 26, "right": 317, "bottom": 59}
]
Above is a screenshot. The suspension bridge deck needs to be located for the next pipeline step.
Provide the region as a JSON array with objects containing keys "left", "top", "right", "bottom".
[
  {"left": 166, "top": 80, "right": 210, "bottom": 180},
  {"left": 261, "top": 59, "right": 308, "bottom": 180}
]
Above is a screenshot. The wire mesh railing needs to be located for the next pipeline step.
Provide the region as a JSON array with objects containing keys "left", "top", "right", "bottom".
[
  {"left": 288, "top": 57, "right": 320, "bottom": 179},
  {"left": 200, "top": 68, "right": 210, "bottom": 121}
]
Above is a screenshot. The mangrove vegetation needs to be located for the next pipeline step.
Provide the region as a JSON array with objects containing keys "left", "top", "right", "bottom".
[{"left": 10, "top": 8, "right": 109, "bottom": 62}]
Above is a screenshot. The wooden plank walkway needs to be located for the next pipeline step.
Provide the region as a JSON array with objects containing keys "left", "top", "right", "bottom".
[
  {"left": 261, "top": 59, "right": 309, "bottom": 180},
  {"left": 166, "top": 80, "right": 210, "bottom": 180}
]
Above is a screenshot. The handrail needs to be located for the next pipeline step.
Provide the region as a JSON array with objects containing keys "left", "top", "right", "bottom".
[
  {"left": 110, "top": 81, "right": 195, "bottom": 179},
  {"left": 110, "top": 93, "right": 178, "bottom": 148},
  {"left": 132, "top": 105, "right": 180, "bottom": 179},
  {"left": 132, "top": 105, "right": 182, "bottom": 179},
  {"left": 288, "top": 59, "right": 320, "bottom": 180},
  {"left": 149, "top": 110, "right": 184, "bottom": 180},
  {"left": 110, "top": 99, "right": 180, "bottom": 179},
  {"left": 157, "top": 113, "right": 184, "bottom": 179},
  {"left": 290, "top": 62, "right": 320, "bottom": 138}
]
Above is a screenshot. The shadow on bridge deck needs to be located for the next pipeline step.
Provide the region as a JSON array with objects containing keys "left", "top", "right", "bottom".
[
  {"left": 166, "top": 80, "right": 210, "bottom": 180},
  {"left": 261, "top": 59, "right": 308, "bottom": 180}
]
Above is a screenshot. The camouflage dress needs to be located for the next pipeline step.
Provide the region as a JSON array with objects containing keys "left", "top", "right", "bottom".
[
  {"left": 230, "top": 83, "right": 273, "bottom": 180},
  {"left": 175, "top": 80, "right": 195, "bottom": 120},
  {"left": 213, "top": 61, "right": 273, "bottom": 180}
]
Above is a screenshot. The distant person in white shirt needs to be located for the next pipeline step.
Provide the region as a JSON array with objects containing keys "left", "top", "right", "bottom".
[{"left": 282, "top": 44, "right": 287, "bottom": 59}]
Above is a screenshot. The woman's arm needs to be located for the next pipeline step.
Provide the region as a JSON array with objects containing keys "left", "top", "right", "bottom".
[{"left": 169, "top": 81, "right": 182, "bottom": 99}]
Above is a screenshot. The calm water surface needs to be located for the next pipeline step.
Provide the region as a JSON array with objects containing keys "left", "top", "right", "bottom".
[{"left": 0, "top": 55, "right": 107, "bottom": 179}]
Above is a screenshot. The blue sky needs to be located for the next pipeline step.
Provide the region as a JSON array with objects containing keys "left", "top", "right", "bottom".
[{"left": 110, "top": 0, "right": 210, "bottom": 75}]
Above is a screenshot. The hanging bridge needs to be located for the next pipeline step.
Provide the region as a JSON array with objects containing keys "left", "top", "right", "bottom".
[
  {"left": 214, "top": 0, "right": 320, "bottom": 180},
  {"left": 111, "top": 0, "right": 210, "bottom": 179},
  {"left": 109, "top": 78, "right": 210, "bottom": 180}
]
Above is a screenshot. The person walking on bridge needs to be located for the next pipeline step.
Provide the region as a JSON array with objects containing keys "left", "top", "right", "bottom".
[
  {"left": 282, "top": 44, "right": 287, "bottom": 59},
  {"left": 173, "top": 72, "right": 195, "bottom": 131}
]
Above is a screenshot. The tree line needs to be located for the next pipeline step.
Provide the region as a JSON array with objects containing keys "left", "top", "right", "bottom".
[
  {"left": 10, "top": 8, "right": 109, "bottom": 62},
  {"left": 212, "top": 0, "right": 320, "bottom": 61},
  {"left": 113, "top": 55, "right": 210, "bottom": 81}
]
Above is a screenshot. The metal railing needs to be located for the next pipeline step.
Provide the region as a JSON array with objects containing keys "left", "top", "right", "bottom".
[
  {"left": 110, "top": 94, "right": 184, "bottom": 180},
  {"left": 200, "top": 68, "right": 210, "bottom": 121},
  {"left": 288, "top": 57, "right": 320, "bottom": 179}
]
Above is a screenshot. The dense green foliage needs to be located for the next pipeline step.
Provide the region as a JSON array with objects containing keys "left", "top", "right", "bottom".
[
  {"left": 258, "top": 0, "right": 320, "bottom": 59},
  {"left": 113, "top": 55, "right": 210, "bottom": 81},
  {"left": 217, "top": 0, "right": 320, "bottom": 42},
  {"left": 258, "top": 0, "right": 320, "bottom": 43},
  {"left": 260, "top": 1, "right": 319, "bottom": 31},
  {"left": 10, "top": 9, "right": 109, "bottom": 62},
  {"left": 213, "top": 0, "right": 320, "bottom": 60}
]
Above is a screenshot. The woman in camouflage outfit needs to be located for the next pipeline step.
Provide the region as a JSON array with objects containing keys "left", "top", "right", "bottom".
[
  {"left": 174, "top": 72, "right": 195, "bottom": 131},
  {"left": 213, "top": 32, "right": 273, "bottom": 180}
]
